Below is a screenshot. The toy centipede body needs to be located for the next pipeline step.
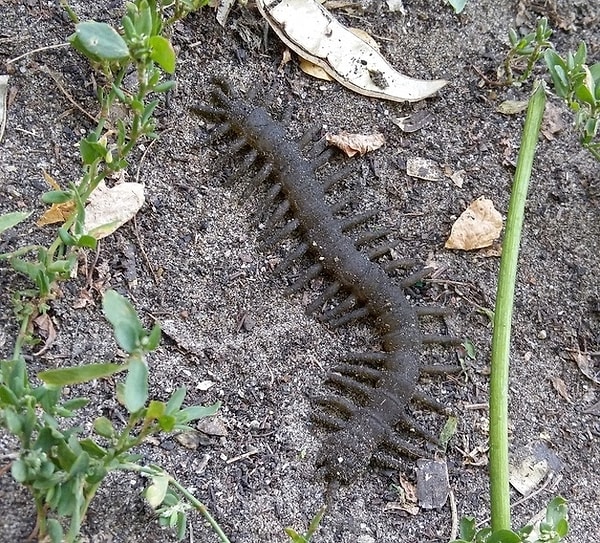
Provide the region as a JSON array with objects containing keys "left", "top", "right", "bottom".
[{"left": 194, "top": 78, "right": 458, "bottom": 485}]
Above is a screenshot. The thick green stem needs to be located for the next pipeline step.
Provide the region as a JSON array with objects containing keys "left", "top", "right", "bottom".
[{"left": 489, "top": 82, "right": 546, "bottom": 531}]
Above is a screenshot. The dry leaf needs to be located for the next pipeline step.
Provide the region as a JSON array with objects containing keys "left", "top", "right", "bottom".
[
  {"left": 384, "top": 472, "right": 419, "bottom": 514},
  {"left": 32, "top": 312, "right": 57, "bottom": 356},
  {"left": 549, "top": 375, "right": 573, "bottom": 404},
  {"left": 572, "top": 350, "right": 600, "bottom": 384},
  {"left": 325, "top": 131, "right": 385, "bottom": 156},
  {"left": 445, "top": 197, "right": 503, "bottom": 251},
  {"left": 509, "top": 455, "right": 550, "bottom": 496},
  {"left": 448, "top": 169, "right": 466, "bottom": 188},
  {"left": 175, "top": 431, "right": 201, "bottom": 449},
  {"left": 541, "top": 101, "right": 565, "bottom": 141},
  {"left": 83, "top": 180, "right": 145, "bottom": 239},
  {"left": 256, "top": 0, "right": 447, "bottom": 102},
  {"left": 299, "top": 57, "right": 333, "bottom": 81},
  {"left": 197, "top": 417, "right": 228, "bottom": 437},
  {"left": 214, "top": 0, "right": 236, "bottom": 26},
  {"left": 496, "top": 100, "right": 528, "bottom": 115},
  {"left": 583, "top": 399, "right": 600, "bottom": 415},
  {"left": 0, "top": 75, "right": 8, "bottom": 143},
  {"left": 279, "top": 48, "right": 293, "bottom": 72},
  {"left": 37, "top": 170, "right": 76, "bottom": 226},
  {"left": 406, "top": 157, "right": 444, "bottom": 181},
  {"left": 386, "top": 0, "right": 406, "bottom": 13}
]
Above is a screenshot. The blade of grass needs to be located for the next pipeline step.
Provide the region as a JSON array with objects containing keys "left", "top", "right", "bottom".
[{"left": 489, "top": 82, "right": 546, "bottom": 532}]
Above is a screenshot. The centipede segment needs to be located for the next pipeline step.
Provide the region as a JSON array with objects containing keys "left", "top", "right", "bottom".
[{"left": 194, "top": 77, "right": 459, "bottom": 484}]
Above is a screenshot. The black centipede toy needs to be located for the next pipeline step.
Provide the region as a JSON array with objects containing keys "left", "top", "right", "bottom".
[{"left": 194, "top": 78, "right": 459, "bottom": 486}]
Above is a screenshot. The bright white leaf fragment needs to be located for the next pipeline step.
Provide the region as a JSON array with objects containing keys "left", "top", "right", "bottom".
[
  {"left": 326, "top": 131, "right": 385, "bottom": 157},
  {"left": 445, "top": 196, "right": 503, "bottom": 251},
  {"left": 386, "top": 0, "right": 406, "bottom": 13},
  {"left": 214, "top": 0, "right": 237, "bottom": 27},
  {"left": 256, "top": 0, "right": 447, "bottom": 102},
  {"left": 83, "top": 181, "right": 145, "bottom": 239}
]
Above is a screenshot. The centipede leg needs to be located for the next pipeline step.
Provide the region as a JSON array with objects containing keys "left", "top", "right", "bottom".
[
  {"left": 285, "top": 262, "right": 324, "bottom": 294},
  {"left": 305, "top": 281, "right": 342, "bottom": 314},
  {"left": 274, "top": 242, "right": 309, "bottom": 275},
  {"left": 329, "top": 307, "right": 370, "bottom": 328}
]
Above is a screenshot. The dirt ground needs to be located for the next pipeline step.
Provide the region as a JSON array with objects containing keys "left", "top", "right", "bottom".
[{"left": 1, "top": 0, "right": 599, "bottom": 542}]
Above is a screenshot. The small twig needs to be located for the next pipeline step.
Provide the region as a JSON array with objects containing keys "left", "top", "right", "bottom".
[
  {"left": 133, "top": 215, "right": 159, "bottom": 284},
  {"left": 449, "top": 489, "right": 459, "bottom": 541},
  {"left": 39, "top": 66, "right": 97, "bottom": 124},
  {"left": 7, "top": 42, "right": 70, "bottom": 64},
  {"left": 85, "top": 241, "right": 102, "bottom": 291},
  {"left": 226, "top": 447, "right": 258, "bottom": 465}
]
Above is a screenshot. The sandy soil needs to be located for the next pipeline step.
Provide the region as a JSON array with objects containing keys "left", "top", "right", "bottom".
[{"left": 1, "top": 1, "right": 599, "bottom": 542}]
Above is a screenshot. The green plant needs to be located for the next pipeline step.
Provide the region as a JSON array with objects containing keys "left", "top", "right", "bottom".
[
  {"left": 1, "top": 289, "right": 224, "bottom": 542},
  {"left": 545, "top": 42, "right": 600, "bottom": 161},
  {"left": 504, "top": 18, "right": 600, "bottom": 163},
  {"left": 0, "top": 1, "right": 236, "bottom": 541},
  {"left": 447, "top": 0, "right": 468, "bottom": 14},
  {"left": 504, "top": 18, "right": 553, "bottom": 85},
  {"left": 285, "top": 506, "right": 327, "bottom": 543},
  {"left": 453, "top": 497, "right": 568, "bottom": 543},
  {"left": 450, "top": 81, "right": 569, "bottom": 543}
]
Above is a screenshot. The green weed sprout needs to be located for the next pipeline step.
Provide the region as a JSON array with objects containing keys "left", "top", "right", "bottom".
[
  {"left": 544, "top": 42, "right": 600, "bottom": 161},
  {"left": 285, "top": 506, "right": 327, "bottom": 543},
  {"left": 504, "top": 18, "right": 600, "bottom": 163},
  {"left": 504, "top": 18, "right": 553, "bottom": 85},
  {"left": 1, "top": 290, "right": 224, "bottom": 542},
  {"left": 0, "top": 1, "right": 234, "bottom": 541}
]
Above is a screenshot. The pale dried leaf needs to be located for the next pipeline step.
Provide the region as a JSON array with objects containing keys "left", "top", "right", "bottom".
[
  {"left": 549, "top": 375, "right": 573, "bottom": 404},
  {"left": 509, "top": 455, "right": 549, "bottom": 496},
  {"left": 0, "top": 75, "right": 8, "bottom": 143},
  {"left": 572, "top": 351, "right": 600, "bottom": 384},
  {"left": 583, "top": 399, "right": 600, "bottom": 415},
  {"left": 83, "top": 181, "right": 145, "bottom": 239},
  {"left": 32, "top": 313, "right": 57, "bottom": 356},
  {"left": 256, "top": 0, "right": 447, "bottom": 102},
  {"left": 299, "top": 57, "right": 333, "bottom": 81},
  {"left": 398, "top": 473, "right": 418, "bottom": 503},
  {"left": 406, "top": 157, "right": 444, "bottom": 181},
  {"left": 386, "top": 0, "right": 406, "bottom": 13},
  {"left": 175, "top": 431, "right": 201, "bottom": 449},
  {"left": 541, "top": 101, "right": 565, "bottom": 141},
  {"left": 196, "top": 380, "right": 216, "bottom": 391},
  {"left": 496, "top": 100, "right": 528, "bottom": 115},
  {"left": 197, "top": 417, "right": 228, "bottom": 437},
  {"left": 326, "top": 131, "right": 385, "bottom": 156},
  {"left": 449, "top": 169, "right": 466, "bottom": 188},
  {"left": 383, "top": 501, "right": 419, "bottom": 515},
  {"left": 215, "top": 0, "right": 237, "bottom": 26},
  {"left": 445, "top": 197, "right": 503, "bottom": 251},
  {"left": 279, "top": 48, "right": 293, "bottom": 72}
]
